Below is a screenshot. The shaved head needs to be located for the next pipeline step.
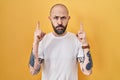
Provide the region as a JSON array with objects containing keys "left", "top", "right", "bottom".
[
  {"left": 49, "top": 4, "right": 70, "bottom": 35},
  {"left": 50, "top": 4, "right": 69, "bottom": 16}
]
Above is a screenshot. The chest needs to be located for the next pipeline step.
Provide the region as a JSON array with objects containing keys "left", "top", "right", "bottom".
[{"left": 43, "top": 38, "right": 78, "bottom": 61}]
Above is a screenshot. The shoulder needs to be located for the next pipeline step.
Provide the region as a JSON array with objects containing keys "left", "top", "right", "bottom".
[
  {"left": 39, "top": 32, "right": 52, "bottom": 43},
  {"left": 68, "top": 32, "right": 82, "bottom": 45},
  {"left": 41, "top": 32, "right": 51, "bottom": 39},
  {"left": 43, "top": 32, "right": 52, "bottom": 39},
  {"left": 67, "top": 32, "right": 77, "bottom": 38}
]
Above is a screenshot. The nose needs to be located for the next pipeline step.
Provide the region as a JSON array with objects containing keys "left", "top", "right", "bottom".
[{"left": 57, "top": 18, "right": 62, "bottom": 25}]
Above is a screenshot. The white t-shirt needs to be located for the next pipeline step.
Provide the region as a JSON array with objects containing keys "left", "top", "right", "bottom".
[{"left": 38, "top": 32, "right": 84, "bottom": 80}]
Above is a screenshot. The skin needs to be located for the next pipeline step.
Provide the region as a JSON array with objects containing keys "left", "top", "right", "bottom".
[
  {"left": 49, "top": 4, "right": 70, "bottom": 36},
  {"left": 29, "top": 4, "right": 92, "bottom": 76}
]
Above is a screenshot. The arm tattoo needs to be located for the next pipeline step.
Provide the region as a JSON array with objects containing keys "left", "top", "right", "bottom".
[
  {"left": 77, "top": 54, "right": 85, "bottom": 63},
  {"left": 86, "top": 51, "right": 93, "bottom": 70},
  {"left": 29, "top": 50, "right": 44, "bottom": 73},
  {"left": 38, "top": 58, "right": 44, "bottom": 64},
  {"left": 34, "top": 58, "right": 44, "bottom": 74},
  {"left": 29, "top": 52, "right": 34, "bottom": 67}
]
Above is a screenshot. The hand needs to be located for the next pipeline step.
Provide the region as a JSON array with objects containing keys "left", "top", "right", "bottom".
[
  {"left": 34, "top": 21, "right": 46, "bottom": 44},
  {"left": 77, "top": 23, "right": 88, "bottom": 45}
]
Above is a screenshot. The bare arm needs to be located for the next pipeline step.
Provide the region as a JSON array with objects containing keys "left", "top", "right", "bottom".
[
  {"left": 29, "top": 42, "right": 43, "bottom": 75},
  {"left": 29, "top": 53, "right": 43, "bottom": 75},
  {"left": 29, "top": 21, "right": 45, "bottom": 75},
  {"left": 77, "top": 23, "right": 93, "bottom": 75},
  {"left": 77, "top": 43, "right": 93, "bottom": 75}
]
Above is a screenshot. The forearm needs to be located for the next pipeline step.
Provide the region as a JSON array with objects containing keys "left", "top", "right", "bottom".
[
  {"left": 32, "top": 41, "right": 39, "bottom": 58},
  {"left": 29, "top": 42, "right": 42, "bottom": 75},
  {"left": 29, "top": 51, "right": 41, "bottom": 75},
  {"left": 77, "top": 25, "right": 93, "bottom": 75},
  {"left": 78, "top": 45, "right": 93, "bottom": 75},
  {"left": 29, "top": 22, "right": 45, "bottom": 75}
]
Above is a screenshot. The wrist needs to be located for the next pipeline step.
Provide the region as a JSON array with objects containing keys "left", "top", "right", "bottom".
[
  {"left": 33, "top": 41, "right": 39, "bottom": 46},
  {"left": 82, "top": 42, "right": 90, "bottom": 49}
]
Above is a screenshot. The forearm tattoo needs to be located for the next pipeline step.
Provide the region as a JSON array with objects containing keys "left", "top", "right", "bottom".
[
  {"left": 86, "top": 51, "right": 93, "bottom": 70},
  {"left": 77, "top": 54, "right": 85, "bottom": 63},
  {"left": 29, "top": 51, "right": 44, "bottom": 73},
  {"left": 29, "top": 52, "right": 34, "bottom": 67}
]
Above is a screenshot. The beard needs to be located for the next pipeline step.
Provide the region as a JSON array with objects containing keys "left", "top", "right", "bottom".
[{"left": 52, "top": 24, "right": 67, "bottom": 35}]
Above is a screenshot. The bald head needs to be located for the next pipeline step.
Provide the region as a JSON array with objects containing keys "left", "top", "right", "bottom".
[
  {"left": 49, "top": 4, "right": 70, "bottom": 35},
  {"left": 50, "top": 4, "right": 69, "bottom": 16}
]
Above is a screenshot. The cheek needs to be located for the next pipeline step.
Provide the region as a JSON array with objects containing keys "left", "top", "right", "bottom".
[
  {"left": 51, "top": 20, "right": 58, "bottom": 26},
  {"left": 63, "top": 20, "right": 69, "bottom": 25}
]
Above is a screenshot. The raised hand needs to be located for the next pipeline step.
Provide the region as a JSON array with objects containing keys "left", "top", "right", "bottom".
[
  {"left": 30, "top": 21, "right": 45, "bottom": 75},
  {"left": 34, "top": 21, "right": 46, "bottom": 43},
  {"left": 77, "top": 23, "right": 87, "bottom": 44}
]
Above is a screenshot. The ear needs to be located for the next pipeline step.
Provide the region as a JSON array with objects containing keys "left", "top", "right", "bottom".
[
  {"left": 48, "top": 16, "right": 51, "bottom": 20},
  {"left": 68, "top": 16, "right": 71, "bottom": 20}
]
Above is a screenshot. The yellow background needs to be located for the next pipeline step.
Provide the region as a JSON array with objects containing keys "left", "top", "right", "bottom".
[{"left": 0, "top": 0, "right": 120, "bottom": 80}]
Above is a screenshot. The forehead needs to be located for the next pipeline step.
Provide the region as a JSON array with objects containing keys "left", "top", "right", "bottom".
[{"left": 50, "top": 6, "right": 68, "bottom": 17}]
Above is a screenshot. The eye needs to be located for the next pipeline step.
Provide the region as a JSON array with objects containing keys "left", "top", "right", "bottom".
[
  {"left": 61, "top": 16, "right": 66, "bottom": 20},
  {"left": 53, "top": 16, "right": 59, "bottom": 20}
]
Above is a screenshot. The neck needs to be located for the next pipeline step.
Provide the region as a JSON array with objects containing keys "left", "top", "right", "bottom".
[{"left": 53, "top": 31, "right": 67, "bottom": 37}]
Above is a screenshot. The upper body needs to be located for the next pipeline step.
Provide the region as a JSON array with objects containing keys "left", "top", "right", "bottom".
[
  {"left": 29, "top": 3, "right": 93, "bottom": 80},
  {"left": 38, "top": 32, "right": 83, "bottom": 80}
]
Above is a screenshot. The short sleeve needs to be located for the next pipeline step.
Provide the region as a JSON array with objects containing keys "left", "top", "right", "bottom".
[
  {"left": 76, "top": 39, "right": 84, "bottom": 58},
  {"left": 38, "top": 41, "right": 44, "bottom": 59}
]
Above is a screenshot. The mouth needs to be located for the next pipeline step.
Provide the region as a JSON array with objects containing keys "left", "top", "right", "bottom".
[{"left": 56, "top": 27, "right": 64, "bottom": 30}]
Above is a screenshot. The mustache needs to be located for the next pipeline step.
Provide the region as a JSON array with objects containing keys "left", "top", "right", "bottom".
[{"left": 56, "top": 24, "right": 64, "bottom": 28}]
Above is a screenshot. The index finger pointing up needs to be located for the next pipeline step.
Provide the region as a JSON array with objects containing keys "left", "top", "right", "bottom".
[
  {"left": 80, "top": 23, "right": 84, "bottom": 31},
  {"left": 36, "top": 21, "right": 40, "bottom": 30}
]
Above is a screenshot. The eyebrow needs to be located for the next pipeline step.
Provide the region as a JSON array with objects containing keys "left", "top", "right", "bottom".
[
  {"left": 53, "top": 16, "right": 67, "bottom": 20},
  {"left": 53, "top": 16, "right": 67, "bottom": 18}
]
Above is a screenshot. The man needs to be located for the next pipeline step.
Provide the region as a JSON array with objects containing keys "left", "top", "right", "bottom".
[{"left": 29, "top": 3, "right": 93, "bottom": 80}]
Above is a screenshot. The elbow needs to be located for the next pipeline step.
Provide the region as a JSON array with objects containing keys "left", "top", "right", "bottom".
[
  {"left": 30, "top": 69, "right": 40, "bottom": 75},
  {"left": 30, "top": 68, "right": 39, "bottom": 75},
  {"left": 29, "top": 65, "right": 37, "bottom": 75},
  {"left": 85, "top": 70, "right": 92, "bottom": 76},
  {"left": 29, "top": 66, "right": 40, "bottom": 75},
  {"left": 29, "top": 67, "right": 36, "bottom": 75},
  {"left": 82, "top": 69, "right": 92, "bottom": 76},
  {"left": 30, "top": 70, "right": 39, "bottom": 75},
  {"left": 30, "top": 70, "right": 36, "bottom": 75}
]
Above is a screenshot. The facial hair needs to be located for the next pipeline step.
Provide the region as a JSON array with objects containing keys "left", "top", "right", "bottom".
[{"left": 52, "top": 24, "right": 67, "bottom": 35}]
